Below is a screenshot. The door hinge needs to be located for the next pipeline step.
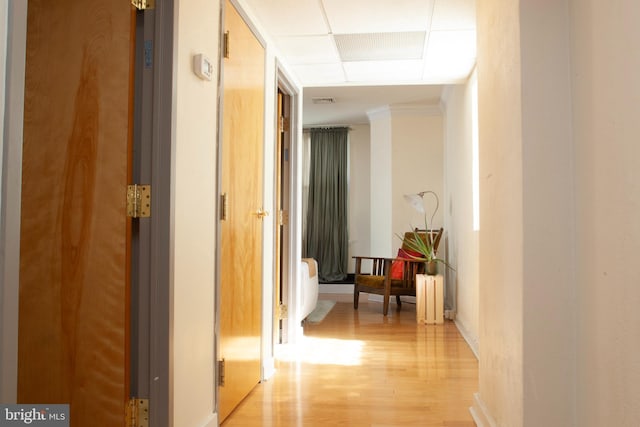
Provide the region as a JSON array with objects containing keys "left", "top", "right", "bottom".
[
  {"left": 218, "top": 359, "right": 226, "bottom": 387},
  {"left": 220, "top": 193, "right": 228, "bottom": 221},
  {"left": 126, "top": 398, "right": 149, "bottom": 427},
  {"left": 278, "top": 210, "right": 289, "bottom": 226},
  {"left": 131, "top": 0, "right": 154, "bottom": 10},
  {"left": 278, "top": 304, "right": 288, "bottom": 320},
  {"left": 223, "top": 31, "right": 230, "bottom": 59},
  {"left": 279, "top": 116, "right": 290, "bottom": 133},
  {"left": 127, "top": 185, "right": 151, "bottom": 218}
]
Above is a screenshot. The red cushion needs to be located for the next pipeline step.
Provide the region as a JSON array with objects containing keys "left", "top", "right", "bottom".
[{"left": 390, "top": 248, "right": 423, "bottom": 279}]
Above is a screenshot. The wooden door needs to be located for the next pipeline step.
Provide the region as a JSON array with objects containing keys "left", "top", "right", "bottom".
[
  {"left": 18, "top": 1, "right": 134, "bottom": 425},
  {"left": 219, "top": 0, "right": 266, "bottom": 422}
]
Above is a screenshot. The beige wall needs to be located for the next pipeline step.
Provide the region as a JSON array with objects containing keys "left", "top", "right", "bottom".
[
  {"left": 474, "top": 0, "right": 640, "bottom": 426},
  {"left": 474, "top": 0, "right": 524, "bottom": 425},
  {"left": 348, "top": 124, "right": 371, "bottom": 272},
  {"left": 391, "top": 105, "right": 444, "bottom": 256},
  {"left": 368, "top": 109, "right": 393, "bottom": 257},
  {"left": 442, "top": 70, "right": 479, "bottom": 355},
  {"left": 172, "top": 0, "right": 220, "bottom": 425},
  {"left": 571, "top": 1, "right": 640, "bottom": 424},
  {"left": 366, "top": 105, "right": 444, "bottom": 259}
]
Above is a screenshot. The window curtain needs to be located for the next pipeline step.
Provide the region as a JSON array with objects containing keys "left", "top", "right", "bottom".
[{"left": 305, "top": 127, "right": 348, "bottom": 282}]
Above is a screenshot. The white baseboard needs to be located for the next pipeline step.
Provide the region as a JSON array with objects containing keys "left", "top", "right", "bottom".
[
  {"left": 470, "top": 392, "right": 497, "bottom": 427},
  {"left": 262, "top": 356, "right": 276, "bottom": 381},
  {"left": 201, "top": 413, "right": 218, "bottom": 427},
  {"left": 454, "top": 318, "right": 479, "bottom": 359}
]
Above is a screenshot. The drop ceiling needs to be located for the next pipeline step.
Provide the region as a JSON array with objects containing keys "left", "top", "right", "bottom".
[{"left": 239, "top": 0, "right": 476, "bottom": 126}]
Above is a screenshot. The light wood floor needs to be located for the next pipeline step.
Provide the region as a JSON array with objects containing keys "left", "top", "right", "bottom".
[{"left": 222, "top": 299, "right": 478, "bottom": 426}]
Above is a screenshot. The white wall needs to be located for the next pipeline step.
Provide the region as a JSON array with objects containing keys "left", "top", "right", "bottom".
[
  {"left": 348, "top": 124, "right": 371, "bottom": 272},
  {"left": 473, "top": 0, "right": 524, "bottom": 425},
  {"left": 391, "top": 105, "right": 444, "bottom": 256},
  {"left": 442, "top": 71, "right": 479, "bottom": 355},
  {"left": 172, "top": 0, "right": 220, "bottom": 425},
  {"left": 367, "top": 109, "right": 393, "bottom": 257},
  {"left": 571, "top": 1, "right": 640, "bottom": 425},
  {"left": 472, "top": 0, "right": 640, "bottom": 426},
  {"left": 366, "top": 106, "right": 444, "bottom": 258}
]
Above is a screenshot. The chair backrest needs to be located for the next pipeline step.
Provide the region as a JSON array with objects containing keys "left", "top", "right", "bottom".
[{"left": 401, "top": 228, "right": 444, "bottom": 254}]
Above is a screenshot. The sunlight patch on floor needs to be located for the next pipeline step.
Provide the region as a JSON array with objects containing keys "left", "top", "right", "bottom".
[{"left": 275, "top": 336, "right": 365, "bottom": 366}]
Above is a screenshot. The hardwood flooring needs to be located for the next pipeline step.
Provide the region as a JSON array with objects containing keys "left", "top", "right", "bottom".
[{"left": 222, "top": 299, "right": 478, "bottom": 426}]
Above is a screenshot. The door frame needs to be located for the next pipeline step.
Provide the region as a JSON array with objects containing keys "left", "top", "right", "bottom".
[
  {"left": 0, "top": 0, "right": 27, "bottom": 402},
  {"left": 275, "top": 64, "right": 305, "bottom": 345},
  {"left": 130, "top": 3, "right": 175, "bottom": 426}
]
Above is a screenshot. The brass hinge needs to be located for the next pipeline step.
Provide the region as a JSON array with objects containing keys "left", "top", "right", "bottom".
[
  {"left": 131, "top": 0, "right": 154, "bottom": 10},
  {"left": 220, "top": 193, "right": 228, "bottom": 221},
  {"left": 278, "top": 210, "right": 289, "bottom": 226},
  {"left": 278, "top": 304, "right": 288, "bottom": 320},
  {"left": 223, "top": 31, "right": 230, "bottom": 59},
  {"left": 218, "top": 359, "right": 226, "bottom": 387},
  {"left": 127, "top": 185, "right": 151, "bottom": 218},
  {"left": 279, "top": 116, "right": 290, "bottom": 133},
  {"left": 126, "top": 398, "right": 149, "bottom": 427}
]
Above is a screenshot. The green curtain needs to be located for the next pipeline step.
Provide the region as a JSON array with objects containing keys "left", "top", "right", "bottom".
[{"left": 305, "top": 127, "right": 348, "bottom": 282}]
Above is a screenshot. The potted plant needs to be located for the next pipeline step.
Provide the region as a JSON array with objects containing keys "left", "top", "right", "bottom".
[
  {"left": 399, "top": 190, "right": 453, "bottom": 275},
  {"left": 399, "top": 222, "right": 448, "bottom": 275}
]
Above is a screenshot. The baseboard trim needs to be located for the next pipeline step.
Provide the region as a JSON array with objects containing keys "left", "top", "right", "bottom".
[
  {"left": 470, "top": 392, "right": 497, "bottom": 427},
  {"left": 262, "top": 356, "right": 276, "bottom": 381},
  {"left": 454, "top": 318, "right": 479, "bottom": 360},
  {"left": 201, "top": 413, "right": 218, "bottom": 427}
]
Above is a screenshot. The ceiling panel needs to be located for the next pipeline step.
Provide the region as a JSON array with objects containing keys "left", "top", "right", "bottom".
[
  {"left": 291, "top": 63, "right": 346, "bottom": 86},
  {"left": 241, "top": 0, "right": 329, "bottom": 36},
  {"left": 236, "top": 0, "right": 476, "bottom": 124},
  {"left": 276, "top": 35, "right": 341, "bottom": 64},
  {"left": 431, "top": 0, "right": 476, "bottom": 30},
  {"left": 322, "top": 0, "right": 435, "bottom": 34},
  {"left": 343, "top": 60, "right": 425, "bottom": 83}
]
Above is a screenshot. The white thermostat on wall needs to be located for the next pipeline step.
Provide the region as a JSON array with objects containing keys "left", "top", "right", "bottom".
[{"left": 193, "top": 53, "right": 214, "bottom": 81}]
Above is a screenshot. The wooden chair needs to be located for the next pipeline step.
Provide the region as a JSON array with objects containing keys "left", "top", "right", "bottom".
[{"left": 353, "top": 228, "right": 443, "bottom": 315}]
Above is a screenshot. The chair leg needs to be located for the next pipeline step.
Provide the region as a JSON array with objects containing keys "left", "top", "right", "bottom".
[
  {"left": 396, "top": 295, "right": 402, "bottom": 309},
  {"left": 383, "top": 293, "right": 389, "bottom": 316},
  {"left": 354, "top": 287, "right": 359, "bottom": 309}
]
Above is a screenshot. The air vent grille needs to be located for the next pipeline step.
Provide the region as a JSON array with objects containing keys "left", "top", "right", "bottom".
[{"left": 311, "top": 97, "right": 336, "bottom": 104}]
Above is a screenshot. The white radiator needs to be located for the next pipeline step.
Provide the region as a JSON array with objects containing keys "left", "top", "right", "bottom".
[{"left": 416, "top": 274, "right": 444, "bottom": 324}]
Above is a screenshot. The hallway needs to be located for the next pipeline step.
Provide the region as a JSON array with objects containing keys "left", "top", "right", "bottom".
[{"left": 222, "top": 300, "right": 478, "bottom": 426}]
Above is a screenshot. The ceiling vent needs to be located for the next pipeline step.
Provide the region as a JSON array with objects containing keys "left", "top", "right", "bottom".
[
  {"left": 311, "top": 97, "right": 336, "bottom": 104},
  {"left": 334, "top": 32, "right": 426, "bottom": 62}
]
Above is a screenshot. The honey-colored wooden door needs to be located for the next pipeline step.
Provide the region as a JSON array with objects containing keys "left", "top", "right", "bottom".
[
  {"left": 219, "top": 0, "right": 266, "bottom": 421},
  {"left": 18, "top": 1, "right": 134, "bottom": 425}
]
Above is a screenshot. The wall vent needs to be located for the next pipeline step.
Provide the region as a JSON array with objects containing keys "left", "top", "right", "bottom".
[{"left": 312, "top": 97, "right": 336, "bottom": 104}]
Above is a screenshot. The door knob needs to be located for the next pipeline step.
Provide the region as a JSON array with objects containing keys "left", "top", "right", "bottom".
[{"left": 255, "top": 209, "right": 270, "bottom": 218}]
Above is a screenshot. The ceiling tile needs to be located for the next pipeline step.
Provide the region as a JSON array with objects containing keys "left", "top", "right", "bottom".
[
  {"left": 242, "top": 0, "right": 329, "bottom": 36},
  {"left": 343, "top": 60, "right": 424, "bottom": 83},
  {"left": 431, "top": 0, "right": 476, "bottom": 30},
  {"left": 426, "top": 30, "right": 476, "bottom": 59},
  {"left": 322, "top": 0, "right": 435, "bottom": 33},
  {"left": 276, "top": 35, "right": 341, "bottom": 64},
  {"left": 291, "top": 63, "right": 346, "bottom": 86}
]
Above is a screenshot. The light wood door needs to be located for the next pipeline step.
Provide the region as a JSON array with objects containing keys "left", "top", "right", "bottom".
[
  {"left": 18, "top": 1, "right": 134, "bottom": 425},
  {"left": 219, "top": 0, "right": 266, "bottom": 422}
]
